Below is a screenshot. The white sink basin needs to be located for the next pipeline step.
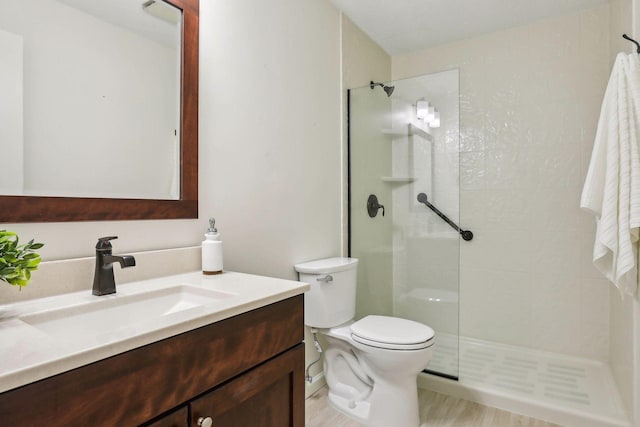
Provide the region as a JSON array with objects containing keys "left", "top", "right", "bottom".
[{"left": 20, "top": 285, "right": 234, "bottom": 345}]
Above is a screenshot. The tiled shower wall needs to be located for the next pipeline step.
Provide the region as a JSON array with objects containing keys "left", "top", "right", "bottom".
[{"left": 392, "top": 4, "right": 613, "bottom": 361}]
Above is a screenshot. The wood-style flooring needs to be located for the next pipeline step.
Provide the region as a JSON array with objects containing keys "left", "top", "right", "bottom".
[{"left": 305, "top": 386, "right": 564, "bottom": 427}]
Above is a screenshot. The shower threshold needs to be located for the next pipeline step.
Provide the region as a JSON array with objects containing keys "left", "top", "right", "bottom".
[{"left": 419, "top": 334, "right": 629, "bottom": 427}]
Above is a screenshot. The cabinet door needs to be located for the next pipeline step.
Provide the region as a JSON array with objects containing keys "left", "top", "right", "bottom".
[{"left": 190, "top": 344, "right": 304, "bottom": 427}]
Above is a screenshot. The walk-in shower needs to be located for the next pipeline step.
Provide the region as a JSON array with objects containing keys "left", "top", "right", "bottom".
[{"left": 348, "top": 41, "right": 630, "bottom": 426}]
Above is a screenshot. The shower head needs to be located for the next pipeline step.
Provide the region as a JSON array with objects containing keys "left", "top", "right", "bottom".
[{"left": 370, "top": 81, "right": 395, "bottom": 97}]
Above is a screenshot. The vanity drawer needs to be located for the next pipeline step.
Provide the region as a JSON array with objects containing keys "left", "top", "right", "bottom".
[{"left": 0, "top": 295, "right": 304, "bottom": 426}]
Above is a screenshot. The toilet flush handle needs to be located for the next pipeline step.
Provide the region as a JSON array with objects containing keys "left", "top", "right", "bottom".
[{"left": 317, "top": 275, "right": 333, "bottom": 283}]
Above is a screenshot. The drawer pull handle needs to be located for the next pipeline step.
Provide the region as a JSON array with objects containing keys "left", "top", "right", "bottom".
[{"left": 197, "top": 416, "right": 213, "bottom": 427}]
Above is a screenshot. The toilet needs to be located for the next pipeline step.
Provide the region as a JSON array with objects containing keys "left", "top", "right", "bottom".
[{"left": 295, "top": 257, "right": 434, "bottom": 427}]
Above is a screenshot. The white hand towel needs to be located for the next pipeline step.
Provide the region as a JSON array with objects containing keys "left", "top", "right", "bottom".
[{"left": 581, "top": 52, "right": 640, "bottom": 298}]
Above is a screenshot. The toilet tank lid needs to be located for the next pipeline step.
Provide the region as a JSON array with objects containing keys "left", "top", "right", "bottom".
[{"left": 294, "top": 257, "right": 358, "bottom": 274}]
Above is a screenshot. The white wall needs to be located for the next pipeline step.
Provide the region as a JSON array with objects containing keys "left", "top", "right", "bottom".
[
  {"left": 200, "top": 0, "right": 342, "bottom": 279},
  {"left": 393, "top": 4, "right": 612, "bottom": 361}
]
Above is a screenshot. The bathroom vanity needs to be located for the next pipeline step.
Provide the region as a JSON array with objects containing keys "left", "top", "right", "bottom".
[{"left": 0, "top": 272, "right": 308, "bottom": 426}]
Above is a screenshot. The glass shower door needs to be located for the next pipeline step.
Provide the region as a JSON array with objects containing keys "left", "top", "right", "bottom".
[{"left": 348, "top": 70, "right": 460, "bottom": 380}]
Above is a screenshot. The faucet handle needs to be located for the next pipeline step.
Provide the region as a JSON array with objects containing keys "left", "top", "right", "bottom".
[{"left": 96, "top": 236, "right": 118, "bottom": 249}]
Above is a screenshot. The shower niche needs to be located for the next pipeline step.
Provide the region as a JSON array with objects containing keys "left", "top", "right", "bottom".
[{"left": 348, "top": 70, "right": 461, "bottom": 380}]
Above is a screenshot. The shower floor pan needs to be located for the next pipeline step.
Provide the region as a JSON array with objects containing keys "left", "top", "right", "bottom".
[{"left": 420, "top": 334, "right": 629, "bottom": 427}]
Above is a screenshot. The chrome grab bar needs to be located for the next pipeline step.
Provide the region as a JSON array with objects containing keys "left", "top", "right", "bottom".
[{"left": 316, "top": 275, "right": 333, "bottom": 283}]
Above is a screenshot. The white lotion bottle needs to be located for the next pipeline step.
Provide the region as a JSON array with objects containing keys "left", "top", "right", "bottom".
[{"left": 202, "top": 218, "right": 223, "bottom": 275}]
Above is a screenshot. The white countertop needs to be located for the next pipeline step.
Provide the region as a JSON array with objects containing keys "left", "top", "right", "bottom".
[{"left": 0, "top": 271, "right": 309, "bottom": 394}]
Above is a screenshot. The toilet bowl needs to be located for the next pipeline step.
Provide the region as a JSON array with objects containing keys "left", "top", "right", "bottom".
[
  {"left": 323, "top": 317, "right": 434, "bottom": 426},
  {"left": 295, "top": 257, "right": 435, "bottom": 427}
]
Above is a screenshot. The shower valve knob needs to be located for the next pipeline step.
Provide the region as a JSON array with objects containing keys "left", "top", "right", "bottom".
[
  {"left": 197, "top": 417, "right": 213, "bottom": 427},
  {"left": 367, "top": 194, "right": 385, "bottom": 218}
]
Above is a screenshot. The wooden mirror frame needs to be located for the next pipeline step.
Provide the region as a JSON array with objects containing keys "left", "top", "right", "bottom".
[{"left": 0, "top": 0, "right": 198, "bottom": 223}]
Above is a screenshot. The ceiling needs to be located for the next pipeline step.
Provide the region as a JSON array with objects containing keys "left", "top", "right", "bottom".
[{"left": 331, "top": 0, "right": 610, "bottom": 55}]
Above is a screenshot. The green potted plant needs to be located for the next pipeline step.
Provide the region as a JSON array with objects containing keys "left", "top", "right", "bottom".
[{"left": 0, "top": 230, "right": 44, "bottom": 289}]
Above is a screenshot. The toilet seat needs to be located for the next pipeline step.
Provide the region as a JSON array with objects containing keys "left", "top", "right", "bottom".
[{"left": 350, "top": 315, "right": 435, "bottom": 350}]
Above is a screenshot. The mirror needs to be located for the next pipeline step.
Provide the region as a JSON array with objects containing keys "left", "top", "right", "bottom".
[{"left": 0, "top": 0, "right": 198, "bottom": 222}]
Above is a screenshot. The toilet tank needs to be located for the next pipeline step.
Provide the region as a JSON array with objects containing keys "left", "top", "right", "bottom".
[{"left": 294, "top": 257, "right": 358, "bottom": 328}]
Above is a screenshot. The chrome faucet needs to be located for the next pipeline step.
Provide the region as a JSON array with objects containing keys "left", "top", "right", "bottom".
[{"left": 92, "top": 236, "right": 136, "bottom": 296}]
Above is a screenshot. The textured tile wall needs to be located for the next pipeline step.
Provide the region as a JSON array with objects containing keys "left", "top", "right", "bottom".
[{"left": 393, "top": 5, "right": 613, "bottom": 361}]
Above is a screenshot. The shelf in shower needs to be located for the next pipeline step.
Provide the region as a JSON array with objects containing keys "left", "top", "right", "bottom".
[
  {"left": 382, "top": 124, "right": 433, "bottom": 141},
  {"left": 381, "top": 176, "right": 415, "bottom": 183}
]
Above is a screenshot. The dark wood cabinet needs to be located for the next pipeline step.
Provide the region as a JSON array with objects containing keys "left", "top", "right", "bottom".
[
  {"left": 145, "top": 407, "right": 189, "bottom": 427},
  {"left": 191, "top": 344, "right": 304, "bottom": 427},
  {"left": 0, "top": 295, "right": 305, "bottom": 427}
]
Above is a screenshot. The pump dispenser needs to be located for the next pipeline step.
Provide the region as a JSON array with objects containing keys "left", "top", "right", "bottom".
[{"left": 202, "top": 217, "right": 223, "bottom": 275}]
